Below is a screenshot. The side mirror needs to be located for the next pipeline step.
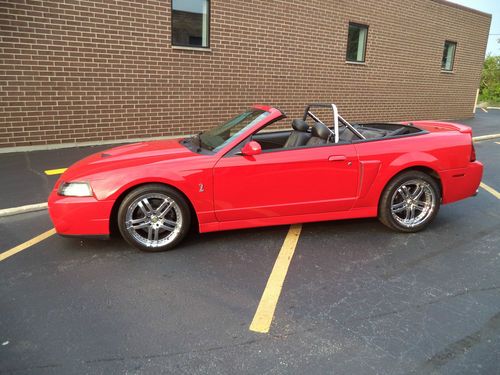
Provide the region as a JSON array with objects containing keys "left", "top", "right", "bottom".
[{"left": 240, "top": 141, "right": 262, "bottom": 156}]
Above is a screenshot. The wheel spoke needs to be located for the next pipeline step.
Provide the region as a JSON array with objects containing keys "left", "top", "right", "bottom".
[
  {"left": 415, "top": 201, "right": 427, "bottom": 211},
  {"left": 411, "top": 184, "right": 424, "bottom": 200},
  {"left": 404, "top": 205, "right": 412, "bottom": 220},
  {"left": 142, "top": 198, "right": 154, "bottom": 213},
  {"left": 392, "top": 201, "right": 407, "bottom": 213},
  {"left": 158, "top": 201, "right": 173, "bottom": 219},
  {"left": 160, "top": 220, "right": 176, "bottom": 232},
  {"left": 137, "top": 201, "right": 149, "bottom": 216},
  {"left": 156, "top": 199, "right": 170, "bottom": 213},
  {"left": 153, "top": 228, "right": 159, "bottom": 241},
  {"left": 398, "top": 186, "right": 410, "bottom": 199},
  {"left": 127, "top": 217, "right": 149, "bottom": 230},
  {"left": 147, "top": 226, "right": 153, "bottom": 241},
  {"left": 409, "top": 206, "right": 416, "bottom": 222}
]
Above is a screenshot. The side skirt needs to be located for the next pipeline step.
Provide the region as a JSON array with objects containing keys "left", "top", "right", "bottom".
[{"left": 199, "top": 207, "right": 378, "bottom": 233}]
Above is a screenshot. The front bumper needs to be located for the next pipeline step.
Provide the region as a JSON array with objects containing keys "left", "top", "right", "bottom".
[{"left": 48, "top": 190, "right": 114, "bottom": 236}]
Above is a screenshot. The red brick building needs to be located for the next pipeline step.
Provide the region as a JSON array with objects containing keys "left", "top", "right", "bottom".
[{"left": 0, "top": 0, "right": 491, "bottom": 150}]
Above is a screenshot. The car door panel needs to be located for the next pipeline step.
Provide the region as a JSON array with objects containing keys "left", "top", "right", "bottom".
[{"left": 213, "top": 145, "right": 359, "bottom": 221}]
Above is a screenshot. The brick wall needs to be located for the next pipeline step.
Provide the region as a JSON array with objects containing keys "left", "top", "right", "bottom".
[{"left": 0, "top": 0, "right": 491, "bottom": 149}]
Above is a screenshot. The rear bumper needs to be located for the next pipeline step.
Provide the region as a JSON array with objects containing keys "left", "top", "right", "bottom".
[
  {"left": 48, "top": 191, "right": 114, "bottom": 236},
  {"left": 441, "top": 161, "right": 483, "bottom": 204}
]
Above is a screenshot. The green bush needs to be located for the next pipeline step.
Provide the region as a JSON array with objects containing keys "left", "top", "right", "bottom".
[{"left": 479, "top": 55, "right": 500, "bottom": 104}]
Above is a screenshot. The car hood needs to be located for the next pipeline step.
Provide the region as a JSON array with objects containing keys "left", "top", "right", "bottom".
[{"left": 60, "top": 138, "right": 199, "bottom": 181}]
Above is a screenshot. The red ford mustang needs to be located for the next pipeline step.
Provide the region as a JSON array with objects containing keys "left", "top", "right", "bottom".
[{"left": 48, "top": 103, "right": 483, "bottom": 252}]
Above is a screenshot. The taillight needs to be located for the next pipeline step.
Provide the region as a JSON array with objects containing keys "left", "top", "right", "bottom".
[{"left": 470, "top": 141, "right": 476, "bottom": 162}]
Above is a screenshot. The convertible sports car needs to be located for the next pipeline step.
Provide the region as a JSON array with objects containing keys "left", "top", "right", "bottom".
[{"left": 48, "top": 103, "right": 483, "bottom": 251}]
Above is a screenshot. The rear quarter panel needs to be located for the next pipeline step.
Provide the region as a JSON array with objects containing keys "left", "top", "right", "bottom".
[{"left": 353, "top": 131, "right": 473, "bottom": 209}]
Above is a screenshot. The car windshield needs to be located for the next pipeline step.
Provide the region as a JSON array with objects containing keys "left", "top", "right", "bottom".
[{"left": 198, "top": 109, "right": 269, "bottom": 151}]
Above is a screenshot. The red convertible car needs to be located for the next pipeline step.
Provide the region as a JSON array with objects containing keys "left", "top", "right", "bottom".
[{"left": 48, "top": 103, "right": 482, "bottom": 251}]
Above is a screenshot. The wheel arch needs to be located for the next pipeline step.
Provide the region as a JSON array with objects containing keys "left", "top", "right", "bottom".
[
  {"left": 109, "top": 181, "right": 199, "bottom": 236},
  {"left": 378, "top": 165, "right": 443, "bottom": 210}
]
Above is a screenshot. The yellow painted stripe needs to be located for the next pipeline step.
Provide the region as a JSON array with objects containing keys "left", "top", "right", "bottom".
[
  {"left": 480, "top": 107, "right": 488, "bottom": 113},
  {"left": 44, "top": 168, "right": 67, "bottom": 176},
  {"left": 480, "top": 182, "right": 500, "bottom": 200},
  {"left": 0, "top": 228, "right": 56, "bottom": 262},
  {"left": 495, "top": 142, "right": 500, "bottom": 145},
  {"left": 249, "top": 224, "right": 302, "bottom": 333}
]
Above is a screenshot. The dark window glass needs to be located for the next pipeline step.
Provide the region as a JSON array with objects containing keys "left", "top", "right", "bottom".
[
  {"left": 172, "top": 0, "right": 209, "bottom": 48},
  {"left": 346, "top": 23, "right": 368, "bottom": 62},
  {"left": 441, "top": 41, "right": 456, "bottom": 71}
]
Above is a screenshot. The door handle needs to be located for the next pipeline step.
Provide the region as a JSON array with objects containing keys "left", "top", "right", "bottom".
[{"left": 328, "top": 155, "right": 347, "bottom": 161}]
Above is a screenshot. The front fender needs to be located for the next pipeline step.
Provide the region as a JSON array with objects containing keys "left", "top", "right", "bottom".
[{"left": 88, "top": 164, "right": 214, "bottom": 224}]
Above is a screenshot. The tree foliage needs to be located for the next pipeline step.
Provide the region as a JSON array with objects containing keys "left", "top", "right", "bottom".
[{"left": 479, "top": 55, "right": 500, "bottom": 103}]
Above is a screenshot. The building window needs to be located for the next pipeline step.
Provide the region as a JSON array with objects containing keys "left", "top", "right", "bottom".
[
  {"left": 172, "top": 0, "right": 210, "bottom": 48},
  {"left": 441, "top": 41, "right": 456, "bottom": 71},
  {"left": 346, "top": 23, "right": 368, "bottom": 63}
]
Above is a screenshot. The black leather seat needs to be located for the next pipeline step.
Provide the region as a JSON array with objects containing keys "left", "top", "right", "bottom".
[
  {"left": 306, "top": 122, "right": 332, "bottom": 146},
  {"left": 284, "top": 119, "right": 310, "bottom": 148}
]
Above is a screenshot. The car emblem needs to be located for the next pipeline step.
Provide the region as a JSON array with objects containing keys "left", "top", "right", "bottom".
[{"left": 199, "top": 183, "right": 204, "bottom": 192}]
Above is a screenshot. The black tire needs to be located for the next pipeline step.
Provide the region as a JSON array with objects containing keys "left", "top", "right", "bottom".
[
  {"left": 378, "top": 170, "right": 440, "bottom": 232},
  {"left": 117, "top": 184, "right": 191, "bottom": 252}
]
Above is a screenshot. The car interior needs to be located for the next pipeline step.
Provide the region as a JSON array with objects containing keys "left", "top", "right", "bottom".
[{"left": 251, "top": 104, "right": 424, "bottom": 152}]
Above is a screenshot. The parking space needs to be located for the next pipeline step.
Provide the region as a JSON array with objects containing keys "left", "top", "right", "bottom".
[{"left": 1, "top": 138, "right": 500, "bottom": 373}]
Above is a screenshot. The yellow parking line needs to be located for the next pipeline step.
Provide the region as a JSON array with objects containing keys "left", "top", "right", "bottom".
[
  {"left": 249, "top": 224, "right": 302, "bottom": 333},
  {"left": 0, "top": 229, "right": 56, "bottom": 262},
  {"left": 480, "top": 182, "right": 500, "bottom": 200},
  {"left": 496, "top": 142, "right": 500, "bottom": 145},
  {"left": 44, "top": 168, "right": 67, "bottom": 176},
  {"left": 480, "top": 107, "right": 488, "bottom": 113}
]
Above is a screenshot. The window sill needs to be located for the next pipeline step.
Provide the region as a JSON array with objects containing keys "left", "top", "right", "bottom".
[
  {"left": 172, "top": 45, "right": 212, "bottom": 52},
  {"left": 441, "top": 70, "right": 454, "bottom": 74},
  {"left": 345, "top": 61, "right": 366, "bottom": 66}
]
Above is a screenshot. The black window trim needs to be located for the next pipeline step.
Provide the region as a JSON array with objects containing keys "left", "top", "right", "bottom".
[
  {"left": 441, "top": 40, "right": 457, "bottom": 72},
  {"left": 346, "top": 22, "right": 369, "bottom": 63},
  {"left": 171, "top": 0, "right": 211, "bottom": 49}
]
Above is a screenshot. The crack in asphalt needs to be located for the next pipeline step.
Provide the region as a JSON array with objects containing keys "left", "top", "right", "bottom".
[
  {"left": 23, "top": 152, "right": 51, "bottom": 201},
  {"left": 0, "top": 337, "right": 263, "bottom": 373},
  {"left": 347, "top": 285, "right": 500, "bottom": 323},
  {"left": 408, "top": 311, "right": 500, "bottom": 374},
  {"left": 382, "top": 225, "right": 499, "bottom": 280}
]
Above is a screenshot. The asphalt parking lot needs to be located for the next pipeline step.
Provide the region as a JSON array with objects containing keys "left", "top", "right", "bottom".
[{"left": 0, "top": 115, "right": 499, "bottom": 374}]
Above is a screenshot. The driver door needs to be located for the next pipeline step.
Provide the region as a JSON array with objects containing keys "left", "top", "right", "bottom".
[{"left": 212, "top": 144, "right": 359, "bottom": 221}]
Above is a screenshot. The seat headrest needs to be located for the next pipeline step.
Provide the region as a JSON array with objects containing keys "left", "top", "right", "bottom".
[
  {"left": 291, "top": 119, "right": 309, "bottom": 132},
  {"left": 311, "top": 122, "right": 331, "bottom": 140}
]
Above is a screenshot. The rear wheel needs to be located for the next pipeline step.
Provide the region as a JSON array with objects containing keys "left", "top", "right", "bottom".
[
  {"left": 378, "top": 171, "right": 440, "bottom": 232},
  {"left": 117, "top": 184, "right": 191, "bottom": 252}
]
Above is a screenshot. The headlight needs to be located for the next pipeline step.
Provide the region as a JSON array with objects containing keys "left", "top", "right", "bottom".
[{"left": 58, "top": 182, "right": 93, "bottom": 197}]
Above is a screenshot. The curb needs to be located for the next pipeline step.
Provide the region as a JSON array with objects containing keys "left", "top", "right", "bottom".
[
  {"left": 473, "top": 134, "right": 500, "bottom": 142},
  {"left": 0, "top": 203, "right": 48, "bottom": 218}
]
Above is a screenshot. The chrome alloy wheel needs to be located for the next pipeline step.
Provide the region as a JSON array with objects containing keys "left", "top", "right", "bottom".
[
  {"left": 125, "top": 193, "right": 182, "bottom": 248},
  {"left": 390, "top": 179, "right": 436, "bottom": 228}
]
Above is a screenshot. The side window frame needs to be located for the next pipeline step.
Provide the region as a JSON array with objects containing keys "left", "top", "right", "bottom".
[
  {"left": 171, "top": 0, "right": 210, "bottom": 48},
  {"left": 441, "top": 40, "right": 457, "bottom": 72},
  {"left": 346, "top": 22, "right": 369, "bottom": 63}
]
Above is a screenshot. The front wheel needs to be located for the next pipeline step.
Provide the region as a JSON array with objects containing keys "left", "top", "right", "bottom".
[
  {"left": 117, "top": 184, "right": 191, "bottom": 252},
  {"left": 378, "top": 171, "right": 440, "bottom": 232}
]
